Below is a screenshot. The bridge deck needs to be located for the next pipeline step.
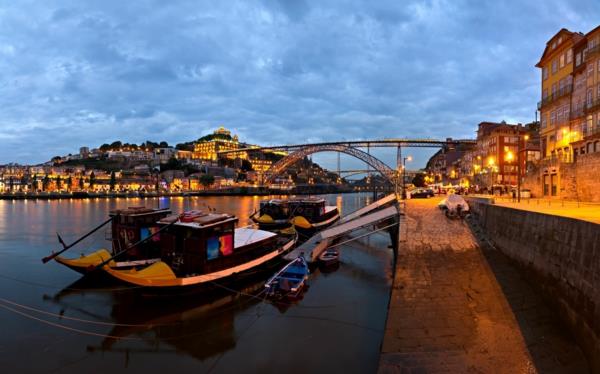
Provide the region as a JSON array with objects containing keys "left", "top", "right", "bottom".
[{"left": 378, "top": 198, "right": 588, "bottom": 373}]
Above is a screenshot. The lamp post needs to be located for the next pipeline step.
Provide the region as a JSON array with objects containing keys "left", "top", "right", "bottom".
[
  {"left": 402, "top": 156, "right": 412, "bottom": 199},
  {"left": 516, "top": 125, "right": 529, "bottom": 203},
  {"left": 487, "top": 157, "right": 495, "bottom": 193}
]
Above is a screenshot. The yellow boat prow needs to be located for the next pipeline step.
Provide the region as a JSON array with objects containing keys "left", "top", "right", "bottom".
[
  {"left": 55, "top": 249, "right": 115, "bottom": 273},
  {"left": 255, "top": 214, "right": 274, "bottom": 224},
  {"left": 104, "top": 261, "right": 177, "bottom": 286},
  {"left": 291, "top": 215, "right": 312, "bottom": 229}
]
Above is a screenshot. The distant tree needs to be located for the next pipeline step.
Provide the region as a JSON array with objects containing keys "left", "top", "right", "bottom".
[
  {"left": 42, "top": 174, "right": 50, "bottom": 191},
  {"left": 109, "top": 171, "right": 116, "bottom": 191},
  {"left": 155, "top": 178, "right": 160, "bottom": 192},
  {"left": 412, "top": 173, "right": 426, "bottom": 188},
  {"left": 31, "top": 175, "right": 38, "bottom": 191},
  {"left": 199, "top": 174, "right": 215, "bottom": 189},
  {"left": 176, "top": 142, "right": 194, "bottom": 151},
  {"left": 162, "top": 157, "right": 182, "bottom": 171},
  {"left": 78, "top": 177, "right": 84, "bottom": 190},
  {"left": 159, "top": 141, "right": 169, "bottom": 148},
  {"left": 100, "top": 143, "right": 111, "bottom": 151},
  {"left": 8, "top": 176, "right": 14, "bottom": 192},
  {"left": 89, "top": 171, "right": 96, "bottom": 190},
  {"left": 240, "top": 159, "right": 253, "bottom": 172},
  {"left": 51, "top": 156, "right": 62, "bottom": 165},
  {"left": 65, "top": 176, "right": 72, "bottom": 191},
  {"left": 56, "top": 175, "right": 62, "bottom": 190},
  {"left": 110, "top": 141, "right": 122, "bottom": 149}
]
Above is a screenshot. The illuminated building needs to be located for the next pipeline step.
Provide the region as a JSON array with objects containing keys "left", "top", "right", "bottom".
[
  {"left": 192, "top": 127, "right": 245, "bottom": 161},
  {"left": 536, "top": 26, "right": 600, "bottom": 197}
]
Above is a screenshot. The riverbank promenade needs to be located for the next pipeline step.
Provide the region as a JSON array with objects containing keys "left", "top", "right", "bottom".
[
  {"left": 489, "top": 197, "right": 600, "bottom": 225},
  {"left": 378, "top": 198, "right": 588, "bottom": 373}
]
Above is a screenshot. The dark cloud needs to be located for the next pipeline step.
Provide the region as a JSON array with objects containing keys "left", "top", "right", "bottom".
[{"left": 0, "top": 0, "right": 599, "bottom": 168}]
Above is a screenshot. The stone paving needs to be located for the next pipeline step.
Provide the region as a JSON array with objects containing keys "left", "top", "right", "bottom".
[{"left": 378, "top": 198, "right": 589, "bottom": 373}]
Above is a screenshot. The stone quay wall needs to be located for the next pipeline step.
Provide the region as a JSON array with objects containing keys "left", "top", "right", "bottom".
[
  {"left": 523, "top": 152, "right": 600, "bottom": 202},
  {"left": 467, "top": 199, "right": 600, "bottom": 372}
]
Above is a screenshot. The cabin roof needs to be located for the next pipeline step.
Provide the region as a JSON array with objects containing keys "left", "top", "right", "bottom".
[
  {"left": 169, "top": 214, "right": 238, "bottom": 230},
  {"left": 234, "top": 227, "right": 276, "bottom": 248},
  {"left": 110, "top": 207, "right": 171, "bottom": 217}
]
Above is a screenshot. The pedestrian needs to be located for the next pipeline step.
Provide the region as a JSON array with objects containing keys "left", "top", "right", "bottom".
[{"left": 511, "top": 189, "right": 516, "bottom": 202}]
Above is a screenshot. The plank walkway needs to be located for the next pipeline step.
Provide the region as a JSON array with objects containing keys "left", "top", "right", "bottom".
[{"left": 378, "top": 198, "right": 588, "bottom": 373}]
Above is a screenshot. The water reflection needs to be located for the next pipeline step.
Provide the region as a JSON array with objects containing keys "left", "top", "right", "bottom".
[{"left": 0, "top": 193, "right": 392, "bottom": 373}]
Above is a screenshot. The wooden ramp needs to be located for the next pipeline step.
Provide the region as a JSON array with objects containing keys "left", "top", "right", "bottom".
[{"left": 284, "top": 195, "right": 399, "bottom": 263}]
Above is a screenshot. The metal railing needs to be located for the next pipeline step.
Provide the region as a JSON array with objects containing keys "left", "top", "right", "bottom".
[
  {"left": 492, "top": 195, "right": 600, "bottom": 209},
  {"left": 585, "top": 44, "right": 600, "bottom": 60},
  {"left": 537, "top": 84, "right": 573, "bottom": 110}
]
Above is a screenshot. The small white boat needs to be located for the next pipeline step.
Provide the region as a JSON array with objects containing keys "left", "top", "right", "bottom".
[{"left": 439, "top": 194, "right": 470, "bottom": 218}]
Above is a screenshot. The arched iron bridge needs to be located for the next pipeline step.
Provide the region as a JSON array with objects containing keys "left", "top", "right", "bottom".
[{"left": 218, "top": 138, "right": 475, "bottom": 185}]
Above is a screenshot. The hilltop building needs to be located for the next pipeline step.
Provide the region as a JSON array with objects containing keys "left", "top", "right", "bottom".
[{"left": 192, "top": 127, "right": 244, "bottom": 161}]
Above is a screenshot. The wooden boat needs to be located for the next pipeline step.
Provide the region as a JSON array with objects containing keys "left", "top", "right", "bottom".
[
  {"left": 318, "top": 248, "right": 340, "bottom": 267},
  {"left": 264, "top": 256, "right": 309, "bottom": 299},
  {"left": 252, "top": 197, "right": 340, "bottom": 233},
  {"left": 53, "top": 206, "right": 172, "bottom": 274},
  {"left": 101, "top": 210, "right": 298, "bottom": 290}
]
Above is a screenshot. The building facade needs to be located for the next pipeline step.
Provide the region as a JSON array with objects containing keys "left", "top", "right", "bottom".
[{"left": 535, "top": 26, "right": 600, "bottom": 197}]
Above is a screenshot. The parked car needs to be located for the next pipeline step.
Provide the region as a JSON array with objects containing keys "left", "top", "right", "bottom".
[{"left": 410, "top": 188, "right": 435, "bottom": 198}]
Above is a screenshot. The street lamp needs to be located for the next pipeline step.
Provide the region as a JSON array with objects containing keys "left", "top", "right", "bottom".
[
  {"left": 516, "top": 125, "right": 529, "bottom": 203},
  {"left": 402, "top": 156, "right": 412, "bottom": 199}
]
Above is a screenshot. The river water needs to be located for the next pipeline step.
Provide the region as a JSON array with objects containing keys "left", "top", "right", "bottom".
[{"left": 0, "top": 193, "right": 394, "bottom": 373}]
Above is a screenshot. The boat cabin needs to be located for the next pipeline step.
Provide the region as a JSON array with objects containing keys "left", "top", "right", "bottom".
[
  {"left": 287, "top": 198, "right": 327, "bottom": 221},
  {"left": 109, "top": 207, "right": 172, "bottom": 260},
  {"left": 258, "top": 199, "right": 288, "bottom": 220},
  {"left": 158, "top": 211, "right": 279, "bottom": 277}
]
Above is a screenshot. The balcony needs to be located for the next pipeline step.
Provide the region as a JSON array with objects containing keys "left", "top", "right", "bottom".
[
  {"left": 570, "top": 107, "right": 585, "bottom": 120},
  {"left": 585, "top": 96, "right": 600, "bottom": 114},
  {"left": 538, "top": 84, "right": 573, "bottom": 110},
  {"left": 584, "top": 44, "right": 600, "bottom": 60}
]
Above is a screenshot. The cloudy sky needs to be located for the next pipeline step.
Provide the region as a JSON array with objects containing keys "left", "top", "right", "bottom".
[{"left": 1, "top": 0, "right": 599, "bottom": 169}]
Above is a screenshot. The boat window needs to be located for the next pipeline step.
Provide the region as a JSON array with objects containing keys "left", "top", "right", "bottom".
[
  {"left": 206, "top": 233, "right": 234, "bottom": 260},
  {"left": 140, "top": 226, "right": 161, "bottom": 242}
]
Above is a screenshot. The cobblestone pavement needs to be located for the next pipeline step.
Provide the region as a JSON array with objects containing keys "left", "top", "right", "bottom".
[{"left": 378, "top": 198, "right": 589, "bottom": 373}]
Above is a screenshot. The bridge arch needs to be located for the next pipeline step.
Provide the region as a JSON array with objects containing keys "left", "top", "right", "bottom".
[{"left": 264, "top": 144, "right": 396, "bottom": 184}]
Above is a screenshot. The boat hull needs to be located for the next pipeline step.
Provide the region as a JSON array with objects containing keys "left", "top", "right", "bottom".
[{"left": 101, "top": 234, "right": 298, "bottom": 294}]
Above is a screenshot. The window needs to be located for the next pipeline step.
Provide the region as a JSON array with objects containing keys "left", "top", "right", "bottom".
[
  {"left": 588, "top": 63, "right": 594, "bottom": 78},
  {"left": 557, "top": 108, "right": 563, "bottom": 124},
  {"left": 567, "top": 48, "right": 573, "bottom": 64},
  {"left": 543, "top": 88, "right": 548, "bottom": 99},
  {"left": 552, "top": 82, "right": 558, "bottom": 95},
  {"left": 552, "top": 59, "right": 558, "bottom": 74},
  {"left": 576, "top": 52, "right": 582, "bottom": 66},
  {"left": 550, "top": 110, "right": 556, "bottom": 126},
  {"left": 560, "top": 53, "right": 565, "bottom": 68},
  {"left": 541, "top": 113, "right": 547, "bottom": 128},
  {"left": 564, "top": 104, "right": 570, "bottom": 122},
  {"left": 587, "top": 89, "right": 593, "bottom": 107},
  {"left": 543, "top": 67, "right": 549, "bottom": 80}
]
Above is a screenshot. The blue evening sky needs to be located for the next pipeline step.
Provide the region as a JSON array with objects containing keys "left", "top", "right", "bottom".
[{"left": 1, "top": 1, "right": 599, "bottom": 170}]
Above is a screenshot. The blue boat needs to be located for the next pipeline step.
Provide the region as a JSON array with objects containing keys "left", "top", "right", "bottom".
[{"left": 265, "top": 256, "right": 309, "bottom": 299}]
